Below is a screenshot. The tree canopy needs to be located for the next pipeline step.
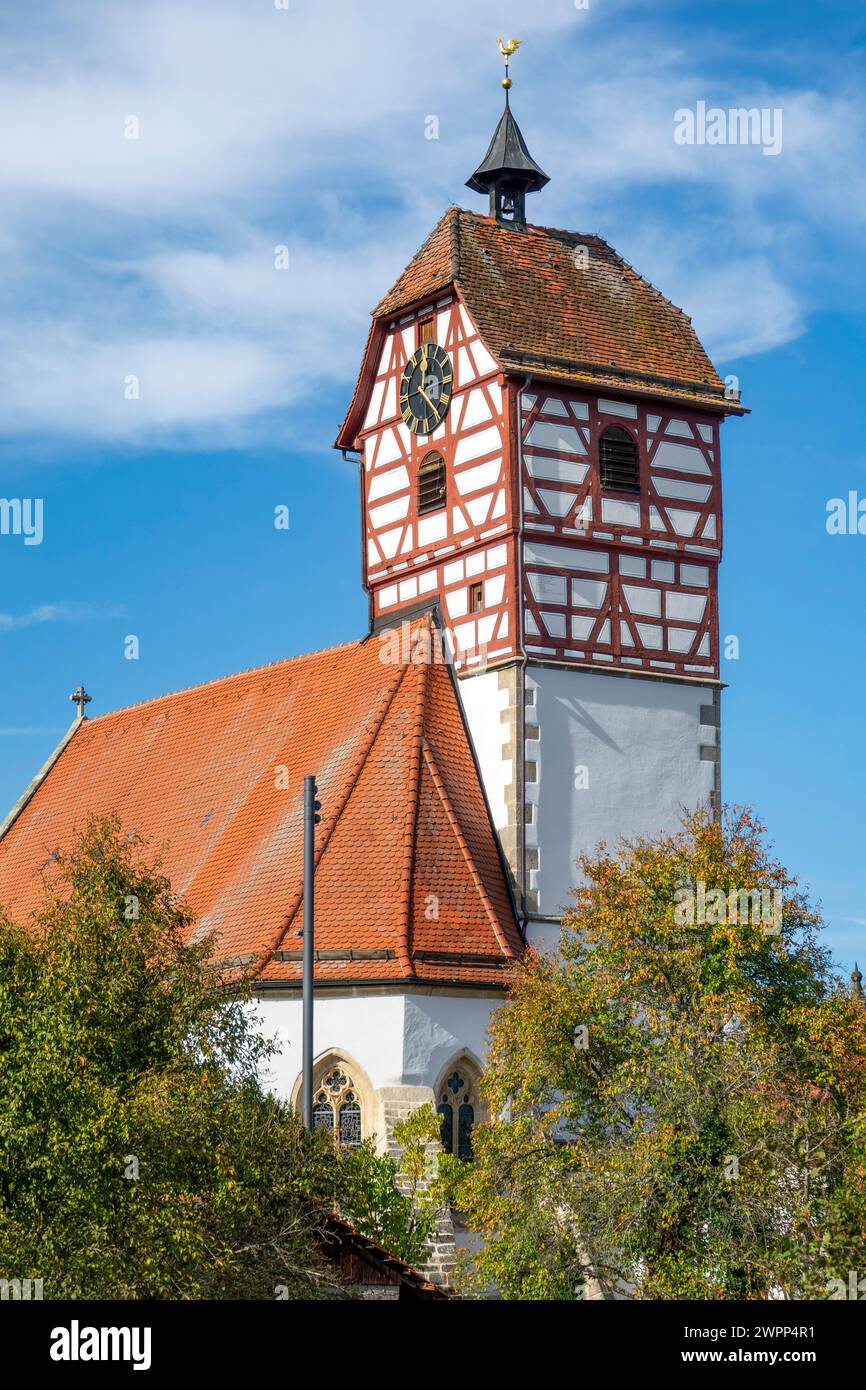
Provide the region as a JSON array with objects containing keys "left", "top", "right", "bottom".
[
  {"left": 0, "top": 816, "right": 435, "bottom": 1298},
  {"left": 444, "top": 807, "right": 866, "bottom": 1300}
]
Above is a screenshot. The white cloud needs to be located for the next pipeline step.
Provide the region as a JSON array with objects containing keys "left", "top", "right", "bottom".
[
  {"left": 0, "top": 1, "right": 860, "bottom": 443},
  {"left": 0, "top": 601, "right": 126, "bottom": 632}
]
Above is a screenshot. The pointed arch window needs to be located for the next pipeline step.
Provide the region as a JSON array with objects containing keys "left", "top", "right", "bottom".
[
  {"left": 437, "top": 1066, "right": 478, "bottom": 1161},
  {"left": 599, "top": 425, "right": 640, "bottom": 494},
  {"left": 312, "top": 1066, "right": 363, "bottom": 1147},
  {"left": 418, "top": 451, "right": 446, "bottom": 515}
]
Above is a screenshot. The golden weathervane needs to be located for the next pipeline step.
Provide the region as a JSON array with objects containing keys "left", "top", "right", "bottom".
[{"left": 496, "top": 37, "right": 522, "bottom": 90}]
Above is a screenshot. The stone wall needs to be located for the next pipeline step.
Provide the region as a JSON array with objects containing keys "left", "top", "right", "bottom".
[{"left": 378, "top": 1084, "right": 457, "bottom": 1289}]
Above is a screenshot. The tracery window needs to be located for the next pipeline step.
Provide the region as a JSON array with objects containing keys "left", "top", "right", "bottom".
[
  {"left": 312, "top": 1066, "right": 363, "bottom": 1147},
  {"left": 437, "top": 1067, "right": 476, "bottom": 1161}
]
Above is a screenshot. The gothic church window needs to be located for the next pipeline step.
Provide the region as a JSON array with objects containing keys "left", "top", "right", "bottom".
[
  {"left": 437, "top": 1067, "right": 476, "bottom": 1161},
  {"left": 312, "top": 1066, "right": 363, "bottom": 1147},
  {"left": 599, "top": 425, "right": 640, "bottom": 494},
  {"left": 418, "top": 451, "right": 447, "bottom": 514}
]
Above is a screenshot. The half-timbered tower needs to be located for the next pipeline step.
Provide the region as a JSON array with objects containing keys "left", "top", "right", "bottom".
[{"left": 337, "top": 80, "right": 746, "bottom": 948}]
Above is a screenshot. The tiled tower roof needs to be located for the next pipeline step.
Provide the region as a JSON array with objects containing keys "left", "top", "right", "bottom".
[{"left": 337, "top": 207, "right": 743, "bottom": 448}]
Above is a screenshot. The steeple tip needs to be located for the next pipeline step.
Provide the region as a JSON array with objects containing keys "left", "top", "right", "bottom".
[{"left": 466, "top": 38, "right": 549, "bottom": 231}]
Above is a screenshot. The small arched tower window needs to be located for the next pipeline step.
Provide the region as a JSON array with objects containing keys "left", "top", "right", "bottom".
[
  {"left": 599, "top": 425, "right": 640, "bottom": 494},
  {"left": 437, "top": 1063, "right": 480, "bottom": 1161},
  {"left": 312, "top": 1066, "right": 363, "bottom": 1147},
  {"left": 418, "top": 451, "right": 446, "bottom": 515}
]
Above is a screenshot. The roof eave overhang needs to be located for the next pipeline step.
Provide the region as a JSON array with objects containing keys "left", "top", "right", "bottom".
[{"left": 499, "top": 350, "right": 748, "bottom": 417}]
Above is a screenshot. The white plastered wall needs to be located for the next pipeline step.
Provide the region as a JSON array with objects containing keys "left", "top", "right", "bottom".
[
  {"left": 402, "top": 991, "right": 499, "bottom": 1089},
  {"left": 525, "top": 665, "right": 717, "bottom": 951},
  {"left": 252, "top": 991, "right": 407, "bottom": 1102},
  {"left": 456, "top": 667, "right": 512, "bottom": 832},
  {"left": 251, "top": 989, "right": 501, "bottom": 1105}
]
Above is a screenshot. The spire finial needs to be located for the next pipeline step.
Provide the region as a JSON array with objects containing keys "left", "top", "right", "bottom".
[
  {"left": 467, "top": 41, "right": 548, "bottom": 231},
  {"left": 497, "top": 37, "right": 522, "bottom": 96},
  {"left": 852, "top": 961, "right": 865, "bottom": 1002},
  {"left": 69, "top": 684, "right": 92, "bottom": 721}
]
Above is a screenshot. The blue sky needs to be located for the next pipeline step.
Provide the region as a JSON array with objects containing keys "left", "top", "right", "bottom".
[{"left": 0, "top": 0, "right": 863, "bottom": 973}]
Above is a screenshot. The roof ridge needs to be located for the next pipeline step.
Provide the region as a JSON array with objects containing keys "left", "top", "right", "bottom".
[
  {"left": 452, "top": 204, "right": 462, "bottom": 285},
  {"left": 83, "top": 634, "right": 365, "bottom": 725},
  {"left": 596, "top": 238, "right": 696, "bottom": 325},
  {"left": 420, "top": 738, "right": 516, "bottom": 961},
  {"left": 0, "top": 717, "right": 83, "bottom": 846},
  {"left": 259, "top": 621, "right": 430, "bottom": 973},
  {"left": 371, "top": 206, "right": 459, "bottom": 320},
  {"left": 396, "top": 636, "right": 431, "bottom": 978}
]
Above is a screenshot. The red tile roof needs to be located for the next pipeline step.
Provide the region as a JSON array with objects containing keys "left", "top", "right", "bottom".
[
  {"left": 0, "top": 618, "right": 521, "bottom": 988},
  {"left": 337, "top": 206, "right": 743, "bottom": 447}
]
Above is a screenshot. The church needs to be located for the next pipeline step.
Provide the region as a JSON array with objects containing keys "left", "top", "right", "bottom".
[{"left": 0, "top": 54, "right": 744, "bottom": 1207}]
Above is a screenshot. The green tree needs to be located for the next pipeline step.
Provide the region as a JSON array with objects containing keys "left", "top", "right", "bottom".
[
  {"left": 340, "top": 1105, "right": 442, "bottom": 1267},
  {"left": 0, "top": 816, "right": 431, "bottom": 1298},
  {"left": 445, "top": 807, "right": 866, "bottom": 1300}
]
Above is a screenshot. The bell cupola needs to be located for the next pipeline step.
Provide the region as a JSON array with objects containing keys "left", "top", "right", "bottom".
[{"left": 465, "top": 39, "right": 549, "bottom": 230}]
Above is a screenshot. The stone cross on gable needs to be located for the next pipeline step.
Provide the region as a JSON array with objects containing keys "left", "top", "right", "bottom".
[{"left": 69, "top": 685, "right": 92, "bottom": 721}]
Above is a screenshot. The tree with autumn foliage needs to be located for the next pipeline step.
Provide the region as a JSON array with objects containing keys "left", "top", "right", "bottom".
[
  {"left": 0, "top": 817, "right": 435, "bottom": 1298},
  {"left": 443, "top": 807, "right": 866, "bottom": 1300}
]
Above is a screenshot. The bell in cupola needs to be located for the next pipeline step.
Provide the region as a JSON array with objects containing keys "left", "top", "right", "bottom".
[{"left": 465, "top": 38, "right": 549, "bottom": 230}]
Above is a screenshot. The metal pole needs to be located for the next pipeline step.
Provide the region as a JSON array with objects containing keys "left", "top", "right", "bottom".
[{"left": 302, "top": 775, "right": 318, "bottom": 1130}]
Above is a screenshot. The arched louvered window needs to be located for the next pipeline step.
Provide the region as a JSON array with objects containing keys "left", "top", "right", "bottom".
[
  {"left": 418, "top": 451, "right": 446, "bottom": 514},
  {"left": 599, "top": 425, "right": 640, "bottom": 494}
]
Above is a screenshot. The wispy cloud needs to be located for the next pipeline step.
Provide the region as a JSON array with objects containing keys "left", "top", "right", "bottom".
[
  {"left": 0, "top": 601, "right": 126, "bottom": 632},
  {"left": 0, "top": 1, "right": 861, "bottom": 444}
]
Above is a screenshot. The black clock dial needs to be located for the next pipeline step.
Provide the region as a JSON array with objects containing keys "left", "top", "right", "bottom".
[{"left": 399, "top": 343, "right": 453, "bottom": 435}]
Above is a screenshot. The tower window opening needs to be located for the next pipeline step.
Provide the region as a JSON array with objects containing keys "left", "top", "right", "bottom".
[
  {"left": 495, "top": 181, "right": 524, "bottom": 227},
  {"left": 599, "top": 426, "right": 640, "bottom": 494},
  {"left": 469, "top": 582, "right": 483, "bottom": 614},
  {"left": 418, "top": 317, "right": 435, "bottom": 344},
  {"left": 418, "top": 451, "right": 446, "bottom": 514}
]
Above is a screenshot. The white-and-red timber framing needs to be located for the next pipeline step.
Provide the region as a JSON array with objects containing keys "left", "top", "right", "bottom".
[{"left": 343, "top": 288, "right": 726, "bottom": 683}]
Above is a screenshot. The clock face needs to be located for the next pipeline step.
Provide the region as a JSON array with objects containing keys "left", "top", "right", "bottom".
[{"left": 399, "top": 343, "right": 453, "bottom": 435}]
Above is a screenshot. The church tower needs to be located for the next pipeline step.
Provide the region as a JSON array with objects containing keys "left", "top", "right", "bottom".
[{"left": 336, "top": 46, "right": 746, "bottom": 949}]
